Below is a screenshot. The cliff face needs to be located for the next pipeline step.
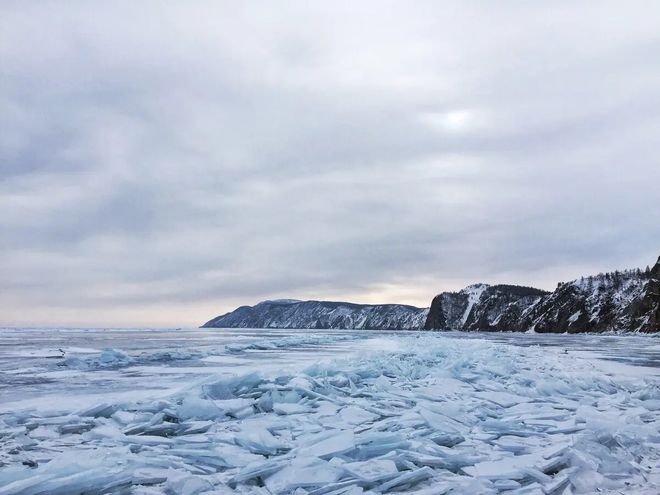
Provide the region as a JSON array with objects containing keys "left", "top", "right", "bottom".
[
  {"left": 202, "top": 299, "right": 429, "bottom": 330},
  {"left": 424, "top": 257, "right": 660, "bottom": 333},
  {"left": 424, "top": 284, "right": 549, "bottom": 331},
  {"left": 630, "top": 256, "right": 660, "bottom": 333}
]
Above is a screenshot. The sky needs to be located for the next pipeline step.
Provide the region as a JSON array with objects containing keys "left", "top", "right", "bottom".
[{"left": 2, "top": 1, "right": 660, "bottom": 328}]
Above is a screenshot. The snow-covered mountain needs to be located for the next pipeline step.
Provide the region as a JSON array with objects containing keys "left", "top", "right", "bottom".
[
  {"left": 425, "top": 256, "right": 660, "bottom": 333},
  {"left": 203, "top": 256, "right": 660, "bottom": 332},
  {"left": 202, "top": 299, "right": 429, "bottom": 330}
]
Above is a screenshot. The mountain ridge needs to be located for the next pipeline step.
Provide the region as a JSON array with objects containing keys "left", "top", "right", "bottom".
[
  {"left": 202, "top": 256, "right": 660, "bottom": 333},
  {"left": 202, "top": 299, "right": 428, "bottom": 330}
]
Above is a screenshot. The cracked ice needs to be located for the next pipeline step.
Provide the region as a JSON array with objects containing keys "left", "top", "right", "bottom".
[{"left": 1, "top": 330, "right": 659, "bottom": 494}]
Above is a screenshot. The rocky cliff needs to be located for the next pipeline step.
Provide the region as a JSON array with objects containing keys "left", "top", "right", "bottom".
[
  {"left": 629, "top": 256, "right": 660, "bottom": 333},
  {"left": 425, "top": 256, "right": 660, "bottom": 333},
  {"left": 424, "top": 284, "right": 549, "bottom": 331},
  {"left": 202, "top": 299, "right": 429, "bottom": 330}
]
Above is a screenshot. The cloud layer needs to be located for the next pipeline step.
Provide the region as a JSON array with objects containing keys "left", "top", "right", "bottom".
[{"left": 2, "top": 1, "right": 660, "bottom": 327}]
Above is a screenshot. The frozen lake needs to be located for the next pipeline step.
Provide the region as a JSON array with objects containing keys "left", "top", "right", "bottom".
[{"left": 1, "top": 328, "right": 659, "bottom": 494}]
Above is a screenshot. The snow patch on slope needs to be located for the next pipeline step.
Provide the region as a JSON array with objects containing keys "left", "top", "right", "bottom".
[{"left": 460, "top": 283, "right": 489, "bottom": 326}]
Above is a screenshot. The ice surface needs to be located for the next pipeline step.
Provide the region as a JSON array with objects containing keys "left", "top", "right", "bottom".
[
  {"left": 298, "top": 431, "right": 355, "bottom": 459},
  {"left": 272, "top": 403, "right": 310, "bottom": 415},
  {"left": 342, "top": 459, "right": 399, "bottom": 482},
  {"left": 62, "top": 348, "right": 134, "bottom": 370},
  {"left": 1, "top": 329, "right": 659, "bottom": 494},
  {"left": 235, "top": 427, "right": 286, "bottom": 455},
  {"left": 264, "top": 457, "right": 341, "bottom": 494}
]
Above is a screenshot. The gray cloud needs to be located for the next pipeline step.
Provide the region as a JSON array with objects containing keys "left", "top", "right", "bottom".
[{"left": 2, "top": 1, "right": 660, "bottom": 327}]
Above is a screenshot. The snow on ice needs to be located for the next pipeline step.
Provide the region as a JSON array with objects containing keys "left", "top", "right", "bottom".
[{"left": 0, "top": 332, "right": 659, "bottom": 494}]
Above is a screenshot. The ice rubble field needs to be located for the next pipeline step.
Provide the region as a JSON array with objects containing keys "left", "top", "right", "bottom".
[{"left": 1, "top": 333, "right": 660, "bottom": 494}]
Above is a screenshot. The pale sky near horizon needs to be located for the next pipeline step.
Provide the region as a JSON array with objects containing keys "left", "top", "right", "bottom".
[{"left": 2, "top": 1, "right": 660, "bottom": 327}]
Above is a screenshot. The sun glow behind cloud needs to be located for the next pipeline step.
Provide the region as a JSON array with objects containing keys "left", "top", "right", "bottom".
[{"left": 421, "top": 110, "right": 476, "bottom": 133}]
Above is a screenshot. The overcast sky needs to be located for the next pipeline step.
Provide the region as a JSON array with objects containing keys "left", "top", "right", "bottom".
[{"left": 2, "top": 1, "right": 660, "bottom": 327}]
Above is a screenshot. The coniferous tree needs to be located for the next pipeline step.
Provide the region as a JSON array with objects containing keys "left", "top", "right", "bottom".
[{"left": 586, "top": 276, "right": 594, "bottom": 291}]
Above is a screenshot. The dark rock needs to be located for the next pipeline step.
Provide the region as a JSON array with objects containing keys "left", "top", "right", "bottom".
[{"left": 630, "top": 256, "right": 660, "bottom": 333}]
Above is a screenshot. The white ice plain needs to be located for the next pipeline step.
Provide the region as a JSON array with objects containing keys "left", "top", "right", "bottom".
[{"left": 0, "top": 330, "right": 659, "bottom": 494}]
